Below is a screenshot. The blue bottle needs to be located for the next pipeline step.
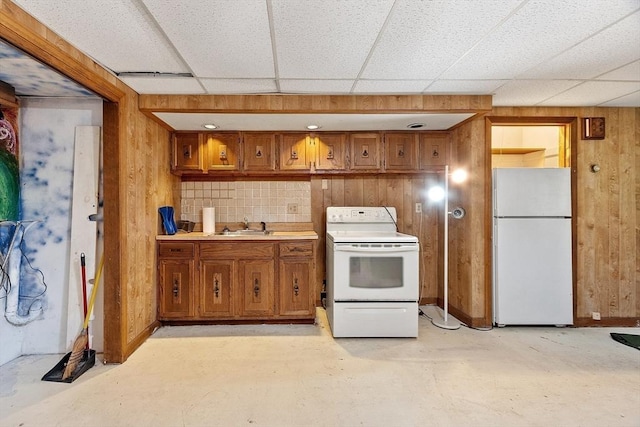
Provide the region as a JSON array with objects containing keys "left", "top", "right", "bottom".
[{"left": 158, "top": 206, "right": 177, "bottom": 235}]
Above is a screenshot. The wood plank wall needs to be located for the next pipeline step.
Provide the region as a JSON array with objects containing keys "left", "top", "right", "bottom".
[
  {"left": 455, "top": 107, "right": 639, "bottom": 326},
  {"left": 103, "top": 90, "right": 177, "bottom": 362},
  {"left": 447, "top": 118, "right": 493, "bottom": 326},
  {"left": 310, "top": 175, "right": 443, "bottom": 305}
]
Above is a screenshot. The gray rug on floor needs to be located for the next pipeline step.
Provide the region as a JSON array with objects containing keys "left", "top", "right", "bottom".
[{"left": 610, "top": 333, "right": 640, "bottom": 350}]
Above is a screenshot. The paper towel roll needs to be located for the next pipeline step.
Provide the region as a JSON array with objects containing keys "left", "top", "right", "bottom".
[{"left": 203, "top": 207, "right": 215, "bottom": 234}]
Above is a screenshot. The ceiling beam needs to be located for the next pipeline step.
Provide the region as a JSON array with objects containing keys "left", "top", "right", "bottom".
[{"left": 138, "top": 94, "right": 493, "bottom": 114}]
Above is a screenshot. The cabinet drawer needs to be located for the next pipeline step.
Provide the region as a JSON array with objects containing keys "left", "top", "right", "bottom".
[
  {"left": 279, "top": 242, "right": 313, "bottom": 258},
  {"left": 201, "top": 242, "right": 275, "bottom": 258},
  {"left": 158, "top": 243, "right": 194, "bottom": 258}
]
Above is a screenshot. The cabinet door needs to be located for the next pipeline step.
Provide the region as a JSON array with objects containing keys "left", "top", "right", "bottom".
[
  {"left": 172, "top": 133, "right": 203, "bottom": 172},
  {"left": 419, "top": 134, "right": 448, "bottom": 168},
  {"left": 384, "top": 133, "right": 418, "bottom": 171},
  {"left": 158, "top": 259, "right": 194, "bottom": 318},
  {"left": 242, "top": 133, "right": 276, "bottom": 172},
  {"left": 279, "top": 259, "right": 313, "bottom": 316},
  {"left": 205, "top": 133, "right": 240, "bottom": 171},
  {"left": 200, "top": 260, "right": 234, "bottom": 317},
  {"left": 279, "top": 133, "right": 311, "bottom": 171},
  {"left": 239, "top": 259, "right": 275, "bottom": 316},
  {"left": 314, "top": 133, "right": 348, "bottom": 171},
  {"left": 350, "top": 133, "right": 380, "bottom": 170}
]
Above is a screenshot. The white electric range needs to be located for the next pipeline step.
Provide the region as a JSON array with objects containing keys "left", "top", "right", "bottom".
[{"left": 325, "top": 207, "right": 419, "bottom": 338}]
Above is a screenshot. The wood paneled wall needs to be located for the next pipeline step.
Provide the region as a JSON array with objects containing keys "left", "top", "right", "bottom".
[
  {"left": 447, "top": 119, "right": 493, "bottom": 326},
  {"left": 452, "top": 107, "right": 639, "bottom": 326},
  {"left": 310, "top": 175, "right": 443, "bottom": 304},
  {"left": 103, "top": 91, "right": 178, "bottom": 362}
]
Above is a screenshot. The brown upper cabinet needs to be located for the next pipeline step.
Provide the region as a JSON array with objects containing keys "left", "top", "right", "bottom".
[
  {"left": 205, "top": 133, "right": 241, "bottom": 172},
  {"left": 279, "top": 133, "right": 312, "bottom": 171},
  {"left": 243, "top": 132, "right": 277, "bottom": 172},
  {"left": 350, "top": 133, "right": 381, "bottom": 171},
  {"left": 171, "top": 130, "right": 451, "bottom": 176},
  {"left": 383, "top": 133, "right": 419, "bottom": 171},
  {"left": 172, "top": 133, "right": 204, "bottom": 173},
  {"left": 419, "top": 133, "right": 449, "bottom": 168},
  {"left": 314, "top": 133, "right": 349, "bottom": 172}
]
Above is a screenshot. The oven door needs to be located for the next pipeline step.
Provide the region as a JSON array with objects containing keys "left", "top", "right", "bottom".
[{"left": 331, "top": 242, "right": 419, "bottom": 301}]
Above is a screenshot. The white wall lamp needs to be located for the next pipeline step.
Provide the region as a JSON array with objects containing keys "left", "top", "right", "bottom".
[{"left": 427, "top": 165, "right": 468, "bottom": 330}]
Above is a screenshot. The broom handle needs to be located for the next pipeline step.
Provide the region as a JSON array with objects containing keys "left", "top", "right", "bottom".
[
  {"left": 82, "top": 254, "right": 104, "bottom": 330},
  {"left": 80, "top": 253, "right": 89, "bottom": 349}
]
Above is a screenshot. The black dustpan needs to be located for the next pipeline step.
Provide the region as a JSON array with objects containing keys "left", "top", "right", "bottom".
[{"left": 41, "top": 349, "right": 96, "bottom": 383}]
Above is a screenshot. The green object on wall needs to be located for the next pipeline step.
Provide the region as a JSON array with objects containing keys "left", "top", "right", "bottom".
[{"left": 0, "top": 149, "right": 19, "bottom": 221}]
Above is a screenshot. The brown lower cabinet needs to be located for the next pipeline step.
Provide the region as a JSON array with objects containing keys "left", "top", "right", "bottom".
[{"left": 157, "top": 240, "right": 316, "bottom": 322}]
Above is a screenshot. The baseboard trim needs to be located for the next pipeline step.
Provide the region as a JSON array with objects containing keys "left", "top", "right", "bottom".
[{"left": 574, "top": 317, "right": 640, "bottom": 327}]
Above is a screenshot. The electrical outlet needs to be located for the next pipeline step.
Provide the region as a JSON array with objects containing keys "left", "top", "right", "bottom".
[
  {"left": 287, "top": 203, "right": 298, "bottom": 214},
  {"left": 322, "top": 179, "right": 328, "bottom": 190},
  {"left": 415, "top": 203, "right": 422, "bottom": 213},
  {"left": 592, "top": 312, "right": 601, "bottom": 320}
]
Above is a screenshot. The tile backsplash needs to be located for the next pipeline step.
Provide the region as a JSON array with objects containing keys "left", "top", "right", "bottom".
[{"left": 180, "top": 181, "right": 311, "bottom": 225}]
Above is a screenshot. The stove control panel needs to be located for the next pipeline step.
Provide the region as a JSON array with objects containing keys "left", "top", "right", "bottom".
[{"left": 327, "top": 207, "right": 397, "bottom": 224}]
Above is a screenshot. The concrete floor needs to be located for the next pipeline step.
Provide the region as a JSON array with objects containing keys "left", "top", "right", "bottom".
[{"left": 1, "top": 308, "right": 639, "bottom": 427}]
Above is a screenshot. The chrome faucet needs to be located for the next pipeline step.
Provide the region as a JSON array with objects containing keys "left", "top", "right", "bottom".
[{"left": 243, "top": 217, "right": 250, "bottom": 230}]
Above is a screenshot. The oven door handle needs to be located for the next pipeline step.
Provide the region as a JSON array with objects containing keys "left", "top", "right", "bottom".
[{"left": 334, "top": 246, "right": 417, "bottom": 253}]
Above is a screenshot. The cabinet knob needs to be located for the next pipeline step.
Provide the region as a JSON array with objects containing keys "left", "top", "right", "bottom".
[
  {"left": 293, "top": 277, "right": 299, "bottom": 296},
  {"left": 254, "top": 278, "right": 260, "bottom": 297}
]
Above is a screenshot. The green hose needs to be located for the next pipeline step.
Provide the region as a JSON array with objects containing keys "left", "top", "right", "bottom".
[{"left": 0, "top": 149, "right": 19, "bottom": 221}]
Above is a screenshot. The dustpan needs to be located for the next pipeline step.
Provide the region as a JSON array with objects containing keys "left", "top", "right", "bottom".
[
  {"left": 41, "top": 349, "right": 96, "bottom": 383},
  {"left": 42, "top": 254, "right": 103, "bottom": 383}
]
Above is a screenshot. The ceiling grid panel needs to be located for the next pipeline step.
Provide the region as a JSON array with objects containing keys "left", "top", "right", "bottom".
[{"left": 13, "top": 0, "right": 188, "bottom": 74}]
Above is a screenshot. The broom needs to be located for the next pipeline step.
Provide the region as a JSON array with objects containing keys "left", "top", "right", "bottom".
[{"left": 62, "top": 255, "right": 104, "bottom": 380}]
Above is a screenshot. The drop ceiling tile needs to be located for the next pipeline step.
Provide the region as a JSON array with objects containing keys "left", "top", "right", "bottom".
[
  {"left": 519, "top": 11, "right": 640, "bottom": 79},
  {"left": 538, "top": 81, "right": 640, "bottom": 106},
  {"left": 142, "top": 0, "right": 274, "bottom": 78},
  {"left": 279, "top": 80, "right": 354, "bottom": 93},
  {"left": 599, "top": 90, "right": 640, "bottom": 107},
  {"left": 352, "top": 80, "right": 432, "bottom": 93},
  {"left": 425, "top": 80, "right": 507, "bottom": 94},
  {"left": 200, "top": 79, "right": 277, "bottom": 94},
  {"left": 119, "top": 77, "right": 205, "bottom": 95},
  {"left": 595, "top": 60, "right": 640, "bottom": 81},
  {"left": 492, "top": 80, "right": 581, "bottom": 106},
  {"left": 362, "top": 0, "right": 522, "bottom": 79},
  {"left": 440, "top": 0, "right": 640, "bottom": 80},
  {"left": 271, "top": 0, "right": 393, "bottom": 79},
  {"left": 13, "top": 0, "right": 187, "bottom": 73}
]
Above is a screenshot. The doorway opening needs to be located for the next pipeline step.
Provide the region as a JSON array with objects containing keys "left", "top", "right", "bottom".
[{"left": 486, "top": 117, "right": 574, "bottom": 169}]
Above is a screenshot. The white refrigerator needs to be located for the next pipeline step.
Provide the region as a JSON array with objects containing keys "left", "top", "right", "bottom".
[{"left": 493, "top": 168, "right": 573, "bottom": 326}]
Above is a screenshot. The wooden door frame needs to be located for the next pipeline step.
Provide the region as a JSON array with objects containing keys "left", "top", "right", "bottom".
[{"left": 485, "top": 116, "right": 578, "bottom": 325}]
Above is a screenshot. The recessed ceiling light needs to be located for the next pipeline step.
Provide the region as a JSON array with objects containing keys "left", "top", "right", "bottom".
[
  {"left": 306, "top": 124, "right": 321, "bottom": 130},
  {"left": 203, "top": 124, "right": 218, "bottom": 129},
  {"left": 407, "top": 123, "right": 425, "bottom": 129}
]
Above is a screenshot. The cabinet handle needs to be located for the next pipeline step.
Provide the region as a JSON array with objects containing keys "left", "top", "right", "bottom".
[
  {"left": 183, "top": 144, "right": 192, "bottom": 159},
  {"left": 172, "top": 278, "right": 179, "bottom": 297},
  {"left": 293, "top": 277, "right": 299, "bottom": 296},
  {"left": 214, "top": 277, "right": 220, "bottom": 298},
  {"left": 254, "top": 278, "right": 260, "bottom": 297}
]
